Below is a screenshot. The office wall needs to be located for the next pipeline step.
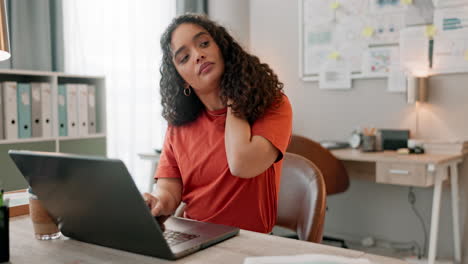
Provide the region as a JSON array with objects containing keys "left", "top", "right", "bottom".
[
  {"left": 208, "top": 0, "right": 250, "bottom": 51},
  {"left": 231, "top": 0, "right": 466, "bottom": 261}
]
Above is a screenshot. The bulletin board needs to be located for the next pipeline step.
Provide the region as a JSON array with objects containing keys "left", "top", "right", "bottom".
[{"left": 298, "top": 0, "right": 468, "bottom": 89}]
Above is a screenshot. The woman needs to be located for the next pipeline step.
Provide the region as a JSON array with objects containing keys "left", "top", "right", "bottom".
[{"left": 144, "top": 14, "right": 292, "bottom": 234}]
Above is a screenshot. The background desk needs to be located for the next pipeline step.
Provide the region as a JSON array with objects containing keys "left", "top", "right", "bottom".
[
  {"left": 138, "top": 152, "right": 161, "bottom": 193},
  {"left": 8, "top": 216, "right": 406, "bottom": 264},
  {"left": 331, "top": 149, "right": 464, "bottom": 264}
]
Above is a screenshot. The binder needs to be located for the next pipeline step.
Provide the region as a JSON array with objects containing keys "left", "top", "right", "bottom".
[
  {"left": 77, "top": 84, "right": 88, "bottom": 136},
  {"left": 0, "top": 85, "right": 3, "bottom": 140},
  {"left": 31, "top": 83, "right": 42, "bottom": 138},
  {"left": 66, "top": 84, "right": 78, "bottom": 137},
  {"left": 88, "top": 85, "right": 96, "bottom": 134},
  {"left": 40, "top": 83, "right": 53, "bottom": 137},
  {"left": 58, "top": 84, "right": 68, "bottom": 137},
  {"left": 2, "top": 82, "right": 18, "bottom": 139},
  {"left": 17, "top": 83, "right": 32, "bottom": 138}
]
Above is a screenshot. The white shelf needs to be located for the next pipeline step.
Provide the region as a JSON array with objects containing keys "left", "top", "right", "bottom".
[
  {"left": 58, "top": 133, "right": 106, "bottom": 141},
  {"left": 0, "top": 134, "right": 106, "bottom": 145},
  {"left": 0, "top": 69, "right": 107, "bottom": 153},
  {"left": 0, "top": 137, "right": 57, "bottom": 144},
  {"left": 0, "top": 69, "right": 104, "bottom": 79}
]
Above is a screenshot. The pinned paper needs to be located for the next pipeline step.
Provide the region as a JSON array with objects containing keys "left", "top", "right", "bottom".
[
  {"left": 465, "top": 50, "right": 468, "bottom": 61},
  {"left": 328, "top": 51, "right": 340, "bottom": 60},
  {"left": 425, "top": 25, "right": 436, "bottom": 38},
  {"left": 330, "top": 1, "right": 341, "bottom": 9},
  {"left": 402, "top": 0, "right": 413, "bottom": 5},
  {"left": 362, "top": 27, "right": 374, "bottom": 37}
]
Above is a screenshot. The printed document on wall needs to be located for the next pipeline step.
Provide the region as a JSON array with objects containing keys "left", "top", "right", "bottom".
[
  {"left": 388, "top": 64, "right": 407, "bottom": 92},
  {"left": 334, "top": 16, "right": 368, "bottom": 72},
  {"left": 303, "top": 24, "right": 334, "bottom": 75},
  {"left": 405, "top": 0, "right": 434, "bottom": 26},
  {"left": 433, "top": 7, "right": 468, "bottom": 73},
  {"left": 303, "top": 0, "right": 334, "bottom": 25},
  {"left": 243, "top": 254, "right": 371, "bottom": 264},
  {"left": 434, "top": 7, "right": 468, "bottom": 34},
  {"left": 369, "top": 0, "right": 406, "bottom": 13},
  {"left": 433, "top": 35, "right": 468, "bottom": 72},
  {"left": 433, "top": 0, "right": 468, "bottom": 8},
  {"left": 319, "top": 60, "right": 351, "bottom": 89},
  {"left": 399, "top": 26, "right": 429, "bottom": 75},
  {"left": 367, "top": 14, "right": 406, "bottom": 45},
  {"left": 362, "top": 46, "right": 400, "bottom": 76}
]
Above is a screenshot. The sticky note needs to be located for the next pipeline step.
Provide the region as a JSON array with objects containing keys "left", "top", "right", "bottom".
[
  {"left": 328, "top": 51, "right": 340, "bottom": 60},
  {"left": 425, "top": 25, "right": 436, "bottom": 38},
  {"left": 362, "top": 27, "right": 374, "bottom": 37},
  {"left": 402, "top": 0, "right": 413, "bottom": 4},
  {"left": 330, "top": 1, "right": 341, "bottom": 9},
  {"left": 464, "top": 50, "right": 468, "bottom": 61}
]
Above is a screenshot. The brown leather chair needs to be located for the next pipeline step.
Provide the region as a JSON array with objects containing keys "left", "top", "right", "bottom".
[
  {"left": 275, "top": 152, "right": 327, "bottom": 243},
  {"left": 286, "top": 134, "right": 349, "bottom": 195},
  {"left": 286, "top": 134, "right": 350, "bottom": 247}
]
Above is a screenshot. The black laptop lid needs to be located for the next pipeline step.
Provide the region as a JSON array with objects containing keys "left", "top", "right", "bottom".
[{"left": 9, "top": 150, "right": 174, "bottom": 259}]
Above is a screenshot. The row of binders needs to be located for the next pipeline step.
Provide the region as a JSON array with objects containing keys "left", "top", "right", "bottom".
[{"left": 0, "top": 82, "right": 97, "bottom": 140}]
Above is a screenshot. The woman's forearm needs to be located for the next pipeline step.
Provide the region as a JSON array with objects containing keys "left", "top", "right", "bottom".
[{"left": 224, "top": 106, "right": 278, "bottom": 178}]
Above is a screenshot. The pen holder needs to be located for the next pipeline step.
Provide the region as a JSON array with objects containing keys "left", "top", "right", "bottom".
[
  {"left": 0, "top": 206, "right": 9, "bottom": 262},
  {"left": 361, "top": 135, "right": 377, "bottom": 152},
  {"left": 28, "top": 189, "right": 61, "bottom": 240}
]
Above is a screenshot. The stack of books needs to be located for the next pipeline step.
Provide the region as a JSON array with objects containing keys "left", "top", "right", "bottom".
[{"left": 423, "top": 140, "right": 468, "bottom": 154}]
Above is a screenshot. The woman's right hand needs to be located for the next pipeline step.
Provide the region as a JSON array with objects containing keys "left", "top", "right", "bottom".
[{"left": 143, "top": 192, "right": 171, "bottom": 230}]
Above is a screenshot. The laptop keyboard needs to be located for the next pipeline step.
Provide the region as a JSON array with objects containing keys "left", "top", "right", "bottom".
[{"left": 163, "top": 229, "right": 199, "bottom": 246}]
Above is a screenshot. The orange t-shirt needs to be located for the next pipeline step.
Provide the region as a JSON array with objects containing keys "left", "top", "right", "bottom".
[{"left": 155, "top": 95, "right": 292, "bottom": 233}]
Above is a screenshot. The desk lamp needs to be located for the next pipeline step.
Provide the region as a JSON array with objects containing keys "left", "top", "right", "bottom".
[{"left": 407, "top": 75, "right": 428, "bottom": 104}]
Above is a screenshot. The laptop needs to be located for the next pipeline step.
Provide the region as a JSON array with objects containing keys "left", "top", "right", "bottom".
[{"left": 9, "top": 150, "right": 239, "bottom": 260}]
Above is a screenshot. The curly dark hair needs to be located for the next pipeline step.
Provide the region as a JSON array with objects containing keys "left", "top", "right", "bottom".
[{"left": 159, "top": 14, "right": 284, "bottom": 126}]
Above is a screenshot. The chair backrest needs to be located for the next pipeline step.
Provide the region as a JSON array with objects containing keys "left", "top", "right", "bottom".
[
  {"left": 286, "top": 134, "right": 349, "bottom": 195},
  {"left": 276, "top": 153, "right": 327, "bottom": 243}
]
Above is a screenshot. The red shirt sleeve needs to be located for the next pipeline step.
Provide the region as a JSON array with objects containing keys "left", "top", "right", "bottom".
[
  {"left": 155, "top": 126, "right": 182, "bottom": 179},
  {"left": 251, "top": 94, "right": 293, "bottom": 163}
]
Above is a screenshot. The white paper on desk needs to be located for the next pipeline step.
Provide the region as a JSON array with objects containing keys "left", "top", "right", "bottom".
[
  {"left": 399, "top": 26, "right": 430, "bottom": 74},
  {"left": 319, "top": 60, "right": 352, "bottom": 90},
  {"left": 243, "top": 254, "right": 372, "bottom": 264},
  {"left": 387, "top": 64, "right": 407, "bottom": 92}
]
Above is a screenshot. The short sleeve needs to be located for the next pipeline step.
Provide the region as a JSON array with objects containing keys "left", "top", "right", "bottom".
[
  {"left": 155, "top": 126, "right": 182, "bottom": 179},
  {"left": 251, "top": 95, "right": 293, "bottom": 163}
]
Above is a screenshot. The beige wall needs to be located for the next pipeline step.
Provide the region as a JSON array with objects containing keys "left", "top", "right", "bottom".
[
  {"left": 209, "top": 0, "right": 250, "bottom": 51},
  {"left": 244, "top": 0, "right": 467, "bottom": 261}
]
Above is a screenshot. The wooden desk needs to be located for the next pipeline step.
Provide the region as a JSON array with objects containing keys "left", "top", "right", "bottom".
[
  {"left": 331, "top": 149, "right": 465, "bottom": 264},
  {"left": 8, "top": 216, "right": 406, "bottom": 264}
]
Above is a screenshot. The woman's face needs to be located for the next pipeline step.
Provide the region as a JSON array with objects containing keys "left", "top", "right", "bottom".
[{"left": 171, "top": 23, "right": 225, "bottom": 95}]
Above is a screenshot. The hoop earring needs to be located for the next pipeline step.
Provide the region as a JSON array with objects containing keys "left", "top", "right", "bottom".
[{"left": 183, "top": 86, "right": 192, "bottom": 96}]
